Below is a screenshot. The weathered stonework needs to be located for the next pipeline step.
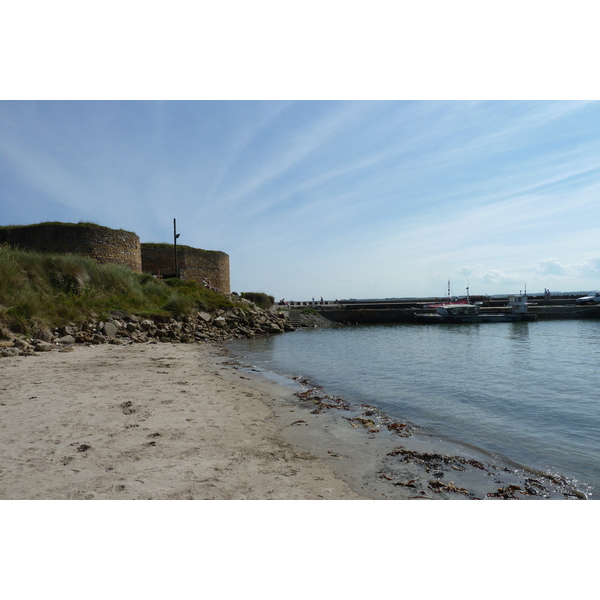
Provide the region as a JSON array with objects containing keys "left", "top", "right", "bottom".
[
  {"left": 0, "top": 222, "right": 231, "bottom": 293},
  {"left": 0, "top": 222, "right": 142, "bottom": 272},
  {"left": 141, "top": 244, "right": 230, "bottom": 294}
]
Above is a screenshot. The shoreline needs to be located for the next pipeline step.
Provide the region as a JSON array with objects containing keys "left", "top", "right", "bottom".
[
  {"left": 226, "top": 346, "right": 590, "bottom": 500},
  {"left": 0, "top": 340, "right": 588, "bottom": 500}
]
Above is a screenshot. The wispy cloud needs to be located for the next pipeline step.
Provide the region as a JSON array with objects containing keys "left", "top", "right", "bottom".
[{"left": 3, "top": 100, "right": 600, "bottom": 298}]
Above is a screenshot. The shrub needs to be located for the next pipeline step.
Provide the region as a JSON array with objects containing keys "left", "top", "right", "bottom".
[
  {"left": 161, "top": 293, "right": 197, "bottom": 317},
  {"left": 45, "top": 255, "right": 91, "bottom": 291},
  {"left": 241, "top": 292, "right": 274, "bottom": 309}
]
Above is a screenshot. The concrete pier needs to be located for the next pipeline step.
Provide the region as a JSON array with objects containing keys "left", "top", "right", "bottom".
[{"left": 285, "top": 296, "right": 600, "bottom": 325}]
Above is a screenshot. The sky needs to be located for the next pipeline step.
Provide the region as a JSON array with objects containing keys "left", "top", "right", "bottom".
[{"left": 2, "top": 100, "right": 600, "bottom": 300}]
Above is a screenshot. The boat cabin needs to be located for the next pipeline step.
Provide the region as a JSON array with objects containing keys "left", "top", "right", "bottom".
[{"left": 508, "top": 294, "right": 529, "bottom": 314}]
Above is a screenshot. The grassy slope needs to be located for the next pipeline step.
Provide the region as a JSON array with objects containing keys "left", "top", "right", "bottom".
[{"left": 0, "top": 246, "right": 241, "bottom": 337}]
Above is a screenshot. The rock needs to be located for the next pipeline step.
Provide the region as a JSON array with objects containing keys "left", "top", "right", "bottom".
[
  {"left": 102, "top": 322, "right": 118, "bottom": 338},
  {"left": 34, "top": 342, "right": 54, "bottom": 352},
  {"left": 1, "top": 347, "right": 20, "bottom": 357},
  {"left": 35, "top": 329, "right": 54, "bottom": 342},
  {"left": 213, "top": 317, "right": 227, "bottom": 328},
  {"left": 13, "top": 338, "right": 31, "bottom": 350},
  {"left": 2, "top": 293, "right": 300, "bottom": 352}
]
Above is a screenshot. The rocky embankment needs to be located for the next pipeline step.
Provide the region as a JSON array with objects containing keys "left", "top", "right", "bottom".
[{"left": 0, "top": 297, "right": 295, "bottom": 358}]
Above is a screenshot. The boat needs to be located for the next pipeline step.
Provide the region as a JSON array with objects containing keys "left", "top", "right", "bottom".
[
  {"left": 414, "top": 291, "right": 537, "bottom": 323},
  {"left": 422, "top": 280, "right": 472, "bottom": 309},
  {"left": 424, "top": 297, "right": 471, "bottom": 309}
]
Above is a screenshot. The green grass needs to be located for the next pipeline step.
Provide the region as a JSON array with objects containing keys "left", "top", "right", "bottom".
[
  {"left": 0, "top": 246, "right": 241, "bottom": 337},
  {"left": 0, "top": 221, "right": 131, "bottom": 232},
  {"left": 240, "top": 292, "right": 274, "bottom": 309}
]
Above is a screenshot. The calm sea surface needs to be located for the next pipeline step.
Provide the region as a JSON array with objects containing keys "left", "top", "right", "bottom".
[{"left": 228, "top": 320, "right": 600, "bottom": 497}]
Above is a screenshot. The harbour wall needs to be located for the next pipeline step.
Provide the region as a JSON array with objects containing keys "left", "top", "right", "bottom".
[{"left": 297, "top": 298, "right": 600, "bottom": 324}]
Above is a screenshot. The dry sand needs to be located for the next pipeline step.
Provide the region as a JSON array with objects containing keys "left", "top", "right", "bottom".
[{"left": 0, "top": 342, "right": 366, "bottom": 500}]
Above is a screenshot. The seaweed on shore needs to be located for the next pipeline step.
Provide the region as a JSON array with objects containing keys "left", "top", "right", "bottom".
[
  {"left": 293, "top": 387, "right": 350, "bottom": 413},
  {"left": 486, "top": 485, "right": 527, "bottom": 499},
  {"left": 333, "top": 404, "right": 414, "bottom": 441},
  {"left": 428, "top": 479, "right": 470, "bottom": 496},
  {"left": 345, "top": 416, "right": 380, "bottom": 433},
  {"left": 385, "top": 421, "right": 412, "bottom": 437},
  {"left": 387, "top": 447, "right": 487, "bottom": 472},
  {"left": 381, "top": 446, "right": 588, "bottom": 500}
]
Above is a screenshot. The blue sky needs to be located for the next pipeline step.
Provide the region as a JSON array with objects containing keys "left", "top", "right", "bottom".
[{"left": 2, "top": 100, "right": 600, "bottom": 300}]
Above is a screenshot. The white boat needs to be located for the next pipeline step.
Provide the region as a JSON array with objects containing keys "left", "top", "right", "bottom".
[{"left": 415, "top": 291, "right": 536, "bottom": 323}]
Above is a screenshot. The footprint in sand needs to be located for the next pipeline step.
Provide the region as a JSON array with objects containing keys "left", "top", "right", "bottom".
[{"left": 120, "top": 401, "right": 136, "bottom": 415}]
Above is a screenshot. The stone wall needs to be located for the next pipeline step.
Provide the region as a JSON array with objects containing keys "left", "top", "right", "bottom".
[
  {"left": 141, "top": 244, "right": 230, "bottom": 294},
  {"left": 0, "top": 222, "right": 142, "bottom": 272},
  {"left": 0, "top": 222, "right": 231, "bottom": 293}
]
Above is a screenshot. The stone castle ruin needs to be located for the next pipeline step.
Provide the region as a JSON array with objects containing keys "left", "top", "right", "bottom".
[
  {"left": 0, "top": 222, "right": 230, "bottom": 294},
  {"left": 141, "top": 243, "right": 230, "bottom": 293}
]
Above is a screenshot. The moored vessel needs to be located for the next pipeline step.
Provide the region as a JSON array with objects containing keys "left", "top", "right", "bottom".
[{"left": 414, "top": 291, "right": 537, "bottom": 323}]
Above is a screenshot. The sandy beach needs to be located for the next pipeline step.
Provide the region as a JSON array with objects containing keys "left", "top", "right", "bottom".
[{"left": 0, "top": 342, "right": 366, "bottom": 500}]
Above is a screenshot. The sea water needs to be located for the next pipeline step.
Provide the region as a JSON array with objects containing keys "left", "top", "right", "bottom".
[{"left": 228, "top": 319, "right": 600, "bottom": 497}]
